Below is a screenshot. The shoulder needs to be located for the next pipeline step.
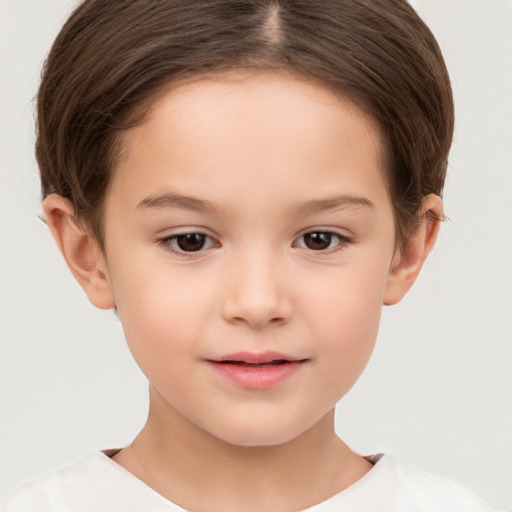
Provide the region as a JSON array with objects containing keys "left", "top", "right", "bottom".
[
  {"left": 356, "top": 454, "right": 501, "bottom": 511},
  {"left": 1, "top": 451, "right": 180, "bottom": 512},
  {"left": 308, "top": 454, "right": 502, "bottom": 512}
]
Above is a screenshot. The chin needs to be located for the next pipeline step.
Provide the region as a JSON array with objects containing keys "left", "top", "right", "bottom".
[
  {"left": 207, "top": 417, "right": 315, "bottom": 449},
  {"left": 225, "top": 433, "right": 295, "bottom": 448},
  {"left": 221, "top": 434, "right": 299, "bottom": 449}
]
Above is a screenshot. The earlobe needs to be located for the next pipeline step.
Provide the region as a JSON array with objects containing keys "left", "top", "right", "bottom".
[
  {"left": 384, "top": 194, "right": 442, "bottom": 306},
  {"left": 43, "top": 194, "right": 116, "bottom": 310}
]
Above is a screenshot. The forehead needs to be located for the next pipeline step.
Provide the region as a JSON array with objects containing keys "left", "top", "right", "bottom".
[{"left": 110, "top": 70, "right": 387, "bottom": 213}]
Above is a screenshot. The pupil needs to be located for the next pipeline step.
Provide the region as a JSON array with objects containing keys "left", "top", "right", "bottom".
[
  {"left": 176, "top": 233, "right": 206, "bottom": 251},
  {"left": 304, "top": 232, "right": 332, "bottom": 250}
]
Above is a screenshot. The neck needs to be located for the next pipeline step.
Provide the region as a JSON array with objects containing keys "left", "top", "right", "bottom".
[{"left": 113, "top": 386, "right": 372, "bottom": 511}]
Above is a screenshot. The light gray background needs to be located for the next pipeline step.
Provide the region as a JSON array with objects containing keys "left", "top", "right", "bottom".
[{"left": 1, "top": 0, "right": 511, "bottom": 509}]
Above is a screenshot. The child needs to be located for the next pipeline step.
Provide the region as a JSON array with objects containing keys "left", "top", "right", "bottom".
[{"left": 1, "top": 0, "right": 506, "bottom": 510}]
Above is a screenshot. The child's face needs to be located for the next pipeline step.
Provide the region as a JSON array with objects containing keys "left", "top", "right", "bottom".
[{"left": 101, "top": 70, "right": 399, "bottom": 446}]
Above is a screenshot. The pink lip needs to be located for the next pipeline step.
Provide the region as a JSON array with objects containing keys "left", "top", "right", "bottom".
[{"left": 206, "top": 351, "right": 308, "bottom": 390}]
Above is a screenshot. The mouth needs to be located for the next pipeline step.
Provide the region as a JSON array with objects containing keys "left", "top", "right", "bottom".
[
  {"left": 209, "top": 351, "right": 305, "bottom": 364},
  {"left": 206, "top": 352, "right": 308, "bottom": 389},
  {"left": 218, "top": 359, "right": 291, "bottom": 367}
]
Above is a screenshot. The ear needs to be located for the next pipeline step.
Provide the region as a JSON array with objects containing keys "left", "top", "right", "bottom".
[
  {"left": 43, "top": 194, "right": 116, "bottom": 310},
  {"left": 384, "top": 194, "right": 442, "bottom": 306}
]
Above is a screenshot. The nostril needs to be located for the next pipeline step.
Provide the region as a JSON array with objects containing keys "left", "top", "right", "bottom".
[
  {"left": 221, "top": 272, "right": 292, "bottom": 326},
  {"left": 227, "top": 312, "right": 288, "bottom": 328}
]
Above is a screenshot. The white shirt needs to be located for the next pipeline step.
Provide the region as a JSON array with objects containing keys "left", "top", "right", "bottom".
[{"left": 1, "top": 451, "right": 501, "bottom": 511}]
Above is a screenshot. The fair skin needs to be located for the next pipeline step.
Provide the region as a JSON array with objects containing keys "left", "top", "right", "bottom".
[{"left": 44, "top": 70, "right": 441, "bottom": 511}]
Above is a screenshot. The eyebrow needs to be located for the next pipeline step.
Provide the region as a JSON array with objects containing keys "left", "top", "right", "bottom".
[
  {"left": 290, "top": 195, "right": 374, "bottom": 216},
  {"left": 136, "top": 192, "right": 374, "bottom": 215},
  {"left": 136, "top": 193, "right": 215, "bottom": 212}
]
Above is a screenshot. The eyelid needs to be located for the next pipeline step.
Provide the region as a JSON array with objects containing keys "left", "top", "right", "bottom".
[
  {"left": 155, "top": 226, "right": 353, "bottom": 258},
  {"left": 156, "top": 229, "right": 220, "bottom": 257},
  {"left": 293, "top": 228, "right": 353, "bottom": 253}
]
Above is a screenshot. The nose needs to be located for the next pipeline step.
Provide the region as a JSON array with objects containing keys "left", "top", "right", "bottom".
[{"left": 221, "top": 251, "right": 292, "bottom": 328}]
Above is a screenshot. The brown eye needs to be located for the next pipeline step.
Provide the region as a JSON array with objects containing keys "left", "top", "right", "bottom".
[
  {"left": 302, "top": 232, "right": 334, "bottom": 250},
  {"left": 159, "top": 232, "right": 217, "bottom": 256},
  {"left": 175, "top": 233, "right": 207, "bottom": 252},
  {"left": 296, "top": 231, "right": 349, "bottom": 252}
]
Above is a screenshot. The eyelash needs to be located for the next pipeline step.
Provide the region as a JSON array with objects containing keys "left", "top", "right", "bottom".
[
  {"left": 294, "top": 230, "right": 351, "bottom": 253},
  {"left": 157, "top": 232, "right": 217, "bottom": 258},
  {"left": 157, "top": 230, "right": 352, "bottom": 257}
]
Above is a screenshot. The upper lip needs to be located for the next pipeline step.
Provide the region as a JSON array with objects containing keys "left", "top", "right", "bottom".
[{"left": 207, "top": 351, "right": 306, "bottom": 364}]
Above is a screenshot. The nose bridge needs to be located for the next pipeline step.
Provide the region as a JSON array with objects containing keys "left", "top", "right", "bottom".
[{"left": 222, "top": 244, "right": 291, "bottom": 327}]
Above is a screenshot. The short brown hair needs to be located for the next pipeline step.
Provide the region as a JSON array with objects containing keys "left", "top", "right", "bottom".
[{"left": 37, "top": 0, "right": 454, "bottom": 249}]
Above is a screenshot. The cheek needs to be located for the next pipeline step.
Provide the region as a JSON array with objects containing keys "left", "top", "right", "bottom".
[
  {"left": 318, "top": 292, "right": 381, "bottom": 380},
  {"left": 305, "top": 253, "right": 389, "bottom": 330},
  {"left": 108, "top": 256, "right": 217, "bottom": 372},
  {"left": 303, "top": 258, "right": 390, "bottom": 385}
]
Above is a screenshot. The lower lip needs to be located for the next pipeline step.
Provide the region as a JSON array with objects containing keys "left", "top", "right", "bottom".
[{"left": 206, "top": 360, "right": 305, "bottom": 389}]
